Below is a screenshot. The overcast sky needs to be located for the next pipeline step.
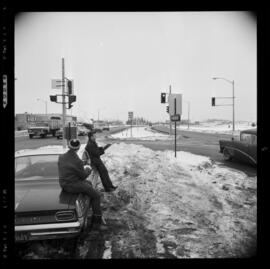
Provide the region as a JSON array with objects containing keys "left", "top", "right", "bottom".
[{"left": 15, "top": 12, "right": 257, "bottom": 123}]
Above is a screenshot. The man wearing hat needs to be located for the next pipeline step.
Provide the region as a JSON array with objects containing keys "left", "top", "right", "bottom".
[
  {"left": 85, "top": 131, "right": 117, "bottom": 192},
  {"left": 58, "top": 138, "right": 107, "bottom": 230}
]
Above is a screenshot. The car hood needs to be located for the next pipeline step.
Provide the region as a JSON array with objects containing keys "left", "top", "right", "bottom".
[{"left": 15, "top": 180, "right": 77, "bottom": 213}]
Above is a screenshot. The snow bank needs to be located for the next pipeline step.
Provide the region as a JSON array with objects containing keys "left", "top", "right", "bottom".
[
  {"left": 109, "top": 126, "right": 172, "bottom": 140},
  {"left": 100, "top": 142, "right": 256, "bottom": 258}
]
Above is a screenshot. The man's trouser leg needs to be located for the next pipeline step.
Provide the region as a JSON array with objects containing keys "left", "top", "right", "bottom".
[
  {"left": 96, "top": 161, "right": 114, "bottom": 190},
  {"left": 63, "top": 181, "right": 102, "bottom": 216}
]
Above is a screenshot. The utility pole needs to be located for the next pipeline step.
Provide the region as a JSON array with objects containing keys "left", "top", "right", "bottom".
[
  {"left": 188, "top": 101, "right": 190, "bottom": 130},
  {"left": 174, "top": 98, "right": 177, "bottom": 157},
  {"left": 232, "top": 80, "right": 235, "bottom": 132},
  {"left": 212, "top": 77, "right": 235, "bottom": 134},
  {"left": 169, "top": 85, "right": 172, "bottom": 136},
  {"left": 62, "top": 58, "right": 66, "bottom": 149}
]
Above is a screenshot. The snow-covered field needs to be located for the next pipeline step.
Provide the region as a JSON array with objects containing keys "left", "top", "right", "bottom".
[
  {"left": 109, "top": 120, "right": 255, "bottom": 140},
  {"left": 110, "top": 126, "right": 171, "bottom": 140},
  {"left": 178, "top": 120, "right": 255, "bottom": 136},
  {"left": 96, "top": 143, "right": 256, "bottom": 258}
]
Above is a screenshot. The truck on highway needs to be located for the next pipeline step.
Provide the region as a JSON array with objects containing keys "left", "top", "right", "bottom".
[{"left": 27, "top": 115, "right": 76, "bottom": 139}]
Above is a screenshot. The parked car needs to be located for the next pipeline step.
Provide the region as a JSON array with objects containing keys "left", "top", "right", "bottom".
[
  {"left": 77, "top": 126, "right": 88, "bottom": 136},
  {"left": 93, "top": 128, "right": 102, "bottom": 133},
  {"left": 219, "top": 128, "right": 257, "bottom": 166},
  {"left": 15, "top": 147, "right": 91, "bottom": 242},
  {"left": 102, "top": 126, "right": 110, "bottom": 131},
  {"left": 55, "top": 128, "right": 63, "bottom": 139}
]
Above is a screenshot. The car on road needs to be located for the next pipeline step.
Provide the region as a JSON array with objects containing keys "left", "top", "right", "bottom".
[
  {"left": 219, "top": 128, "right": 257, "bottom": 166},
  {"left": 15, "top": 147, "right": 91, "bottom": 242},
  {"left": 77, "top": 125, "right": 88, "bottom": 136},
  {"left": 55, "top": 128, "right": 63, "bottom": 139},
  {"left": 102, "top": 126, "right": 110, "bottom": 131}
]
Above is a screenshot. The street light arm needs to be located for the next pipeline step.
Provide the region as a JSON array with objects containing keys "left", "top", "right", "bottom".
[
  {"left": 212, "top": 77, "right": 233, "bottom": 84},
  {"left": 212, "top": 76, "right": 235, "bottom": 132}
]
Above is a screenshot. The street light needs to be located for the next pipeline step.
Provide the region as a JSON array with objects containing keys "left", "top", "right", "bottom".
[
  {"left": 37, "top": 98, "right": 48, "bottom": 115},
  {"left": 212, "top": 77, "right": 235, "bottom": 132},
  {"left": 183, "top": 100, "right": 190, "bottom": 129}
]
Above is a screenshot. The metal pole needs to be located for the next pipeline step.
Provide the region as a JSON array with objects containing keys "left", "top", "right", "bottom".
[
  {"left": 232, "top": 80, "right": 235, "bottom": 132},
  {"left": 174, "top": 98, "right": 177, "bottom": 158},
  {"left": 131, "top": 117, "right": 133, "bottom": 137},
  {"left": 169, "top": 85, "right": 172, "bottom": 136},
  {"left": 62, "top": 58, "right": 66, "bottom": 149},
  {"left": 68, "top": 122, "right": 71, "bottom": 141},
  {"left": 188, "top": 102, "right": 190, "bottom": 129}
]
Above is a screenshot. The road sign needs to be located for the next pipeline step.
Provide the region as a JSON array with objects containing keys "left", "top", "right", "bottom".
[
  {"left": 168, "top": 94, "right": 182, "bottom": 116},
  {"left": 51, "top": 79, "right": 64, "bottom": 89},
  {"left": 170, "top": 114, "right": 181, "bottom": 122},
  {"left": 128, "top": 111, "right": 133, "bottom": 119}
]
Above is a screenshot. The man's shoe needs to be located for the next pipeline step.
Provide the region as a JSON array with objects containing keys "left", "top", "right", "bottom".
[
  {"left": 90, "top": 215, "right": 108, "bottom": 231},
  {"left": 105, "top": 186, "right": 117, "bottom": 192},
  {"left": 105, "top": 188, "right": 115, "bottom": 192}
]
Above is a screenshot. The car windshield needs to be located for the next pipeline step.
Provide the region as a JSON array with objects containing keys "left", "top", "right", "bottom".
[{"left": 15, "top": 154, "right": 59, "bottom": 181}]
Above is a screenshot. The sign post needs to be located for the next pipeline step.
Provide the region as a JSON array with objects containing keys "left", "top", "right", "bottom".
[
  {"left": 50, "top": 59, "right": 76, "bottom": 149},
  {"left": 169, "top": 94, "right": 182, "bottom": 158},
  {"left": 174, "top": 99, "right": 177, "bottom": 157},
  {"left": 128, "top": 111, "right": 133, "bottom": 137},
  {"left": 62, "top": 58, "right": 67, "bottom": 149}
]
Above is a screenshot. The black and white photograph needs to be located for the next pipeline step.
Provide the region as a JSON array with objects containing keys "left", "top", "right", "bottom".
[{"left": 2, "top": 8, "right": 264, "bottom": 261}]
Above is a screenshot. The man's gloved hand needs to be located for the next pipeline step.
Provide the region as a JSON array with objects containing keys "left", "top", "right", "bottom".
[
  {"left": 104, "top": 143, "right": 112, "bottom": 150},
  {"left": 84, "top": 165, "right": 92, "bottom": 175}
]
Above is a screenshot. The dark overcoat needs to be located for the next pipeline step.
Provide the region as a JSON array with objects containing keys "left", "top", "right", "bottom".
[
  {"left": 85, "top": 140, "right": 105, "bottom": 167},
  {"left": 58, "top": 149, "right": 90, "bottom": 188}
]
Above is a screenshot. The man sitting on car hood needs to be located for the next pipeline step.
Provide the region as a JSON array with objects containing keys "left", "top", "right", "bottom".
[{"left": 58, "top": 139, "right": 107, "bottom": 230}]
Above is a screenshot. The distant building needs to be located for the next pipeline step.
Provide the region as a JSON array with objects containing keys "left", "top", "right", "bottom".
[{"left": 15, "top": 113, "right": 77, "bottom": 130}]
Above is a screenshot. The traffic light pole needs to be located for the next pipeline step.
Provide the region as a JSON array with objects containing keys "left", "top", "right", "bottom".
[
  {"left": 174, "top": 98, "right": 177, "bottom": 158},
  {"left": 62, "top": 58, "right": 67, "bottom": 149},
  {"left": 169, "top": 85, "right": 172, "bottom": 136}
]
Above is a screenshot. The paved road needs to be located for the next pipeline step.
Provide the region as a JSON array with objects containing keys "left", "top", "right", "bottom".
[{"left": 15, "top": 125, "right": 257, "bottom": 177}]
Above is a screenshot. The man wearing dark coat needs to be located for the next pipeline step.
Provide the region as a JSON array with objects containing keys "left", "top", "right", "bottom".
[
  {"left": 85, "top": 131, "right": 117, "bottom": 192},
  {"left": 58, "top": 138, "right": 107, "bottom": 230}
]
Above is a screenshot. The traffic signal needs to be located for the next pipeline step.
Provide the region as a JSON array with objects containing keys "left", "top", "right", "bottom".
[
  {"left": 68, "top": 95, "right": 76, "bottom": 109},
  {"left": 212, "top": 97, "right": 215, "bottom": 106},
  {"left": 166, "top": 105, "right": 169, "bottom": 113},
  {"left": 50, "top": 95, "right": 57, "bottom": 102},
  {"left": 67, "top": 80, "right": 73, "bottom": 95},
  {"left": 161, "top": 93, "right": 166, "bottom": 103}
]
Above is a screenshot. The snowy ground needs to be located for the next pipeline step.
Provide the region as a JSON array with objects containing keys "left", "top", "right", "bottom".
[
  {"left": 91, "top": 142, "right": 256, "bottom": 258},
  {"left": 177, "top": 120, "right": 255, "bottom": 136},
  {"left": 110, "top": 126, "right": 172, "bottom": 140},
  {"left": 15, "top": 124, "right": 257, "bottom": 258}
]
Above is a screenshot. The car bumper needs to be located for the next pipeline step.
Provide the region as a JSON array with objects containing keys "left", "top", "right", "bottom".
[{"left": 15, "top": 221, "right": 83, "bottom": 242}]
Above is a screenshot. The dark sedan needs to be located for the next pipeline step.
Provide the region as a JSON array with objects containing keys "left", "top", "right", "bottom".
[
  {"left": 219, "top": 128, "right": 257, "bottom": 166},
  {"left": 15, "top": 147, "right": 91, "bottom": 242}
]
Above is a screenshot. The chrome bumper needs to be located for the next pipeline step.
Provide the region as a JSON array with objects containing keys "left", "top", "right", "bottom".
[{"left": 15, "top": 221, "right": 82, "bottom": 242}]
